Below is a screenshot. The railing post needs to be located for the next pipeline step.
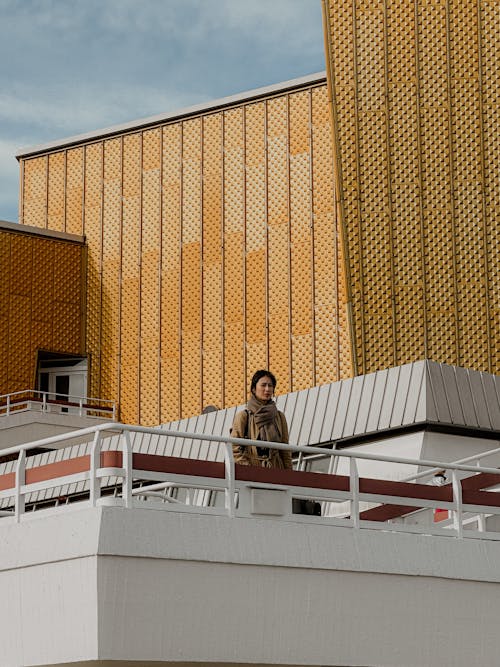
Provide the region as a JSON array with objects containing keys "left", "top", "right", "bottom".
[
  {"left": 42, "top": 392, "right": 47, "bottom": 413},
  {"left": 224, "top": 443, "right": 236, "bottom": 518},
  {"left": 6, "top": 394, "right": 10, "bottom": 416},
  {"left": 15, "top": 449, "right": 26, "bottom": 522},
  {"left": 90, "top": 431, "right": 102, "bottom": 507},
  {"left": 79, "top": 398, "right": 83, "bottom": 417},
  {"left": 122, "top": 430, "right": 133, "bottom": 508},
  {"left": 451, "top": 470, "right": 463, "bottom": 538},
  {"left": 350, "top": 458, "right": 360, "bottom": 529}
]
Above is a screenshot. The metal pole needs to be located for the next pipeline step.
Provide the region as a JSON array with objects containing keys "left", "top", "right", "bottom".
[
  {"left": 15, "top": 449, "right": 26, "bottom": 522},
  {"left": 452, "top": 470, "right": 463, "bottom": 539},
  {"left": 350, "top": 458, "right": 360, "bottom": 529},
  {"left": 122, "top": 431, "right": 133, "bottom": 509},
  {"left": 224, "top": 442, "right": 235, "bottom": 518},
  {"left": 89, "top": 431, "right": 102, "bottom": 507}
]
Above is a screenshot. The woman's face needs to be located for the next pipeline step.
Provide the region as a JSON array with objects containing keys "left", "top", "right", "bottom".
[{"left": 253, "top": 376, "right": 275, "bottom": 402}]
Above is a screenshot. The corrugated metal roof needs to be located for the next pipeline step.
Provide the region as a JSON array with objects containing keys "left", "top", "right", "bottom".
[{"left": 155, "top": 360, "right": 500, "bottom": 449}]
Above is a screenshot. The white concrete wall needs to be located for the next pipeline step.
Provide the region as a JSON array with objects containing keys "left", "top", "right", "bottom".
[
  {"left": 2, "top": 506, "right": 500, "bottom": 666},
  {"left": 97, "top": 556, "right": 500, "bottom": 667},
  {"left": 0, "top": 557, "right": 98, "bottom": 666}
]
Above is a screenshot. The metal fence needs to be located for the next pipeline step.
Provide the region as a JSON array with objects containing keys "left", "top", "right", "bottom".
[
  {"left": 0, "top": 422, "right": 500, "bottom": 540},
  {"left": 0, "top": 389, "right": 116, "bottom": 420}
]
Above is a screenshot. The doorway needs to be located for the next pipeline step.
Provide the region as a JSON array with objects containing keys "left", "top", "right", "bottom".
[{"left": 36, "top": 353, "right": 88, "bottom": 406}]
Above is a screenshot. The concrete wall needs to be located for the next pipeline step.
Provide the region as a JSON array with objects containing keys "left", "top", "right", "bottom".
[{"left": 2, "top": 505, "right": 500, "bottom": 666}]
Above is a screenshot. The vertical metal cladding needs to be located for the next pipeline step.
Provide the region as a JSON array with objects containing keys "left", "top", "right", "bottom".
[
  {"left": 223, "top": 108, "right": 245, "bottom": 407},
  {"left": 101, "top": 138, "right": 122, "bottom": 413},
  {"left": 0, "top": 228, "right": 84, "bottom": 395},
  {"left": 47, "top": 152, "right": 65, "bottom": 232},
  {"left": 19, "top": 80, "right": 351, "bottom": 423},
  {"left": 290, "top": 90, "right": 314, "bottom": 391},
  {"left": 120, "top": 134, "right": 142, "bottom": 423},
  {"left": 22, "top": 156, "right": 48, "bottom": 229},
  {"left": 323, "top": 0, "right": 499, "bottom": 376},
  {"left": 181, "top": 118, "right": 203, "bottom": 418},
  {"left": 65, "top": 147, "right": 84, "bottom": 235},
  {"left": 160, "top": 124, "right": 182, "bottom": 422},
  {"left": 83, "top": 143, "right": 104, "bottom": 400},
  {"left": 202, "top": 113, "right": 223, "bottom": 410},
  {"left": 267, "top": 96, "right": 292, "bottom": 394},
  {"left": 244, "top": 102, "right": 268, "bottom": 387},
  {"left": 311, "top": 85, "right": 351, "bottom": 383}
]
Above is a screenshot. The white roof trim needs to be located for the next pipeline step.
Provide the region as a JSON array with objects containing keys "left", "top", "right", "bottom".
[{"left": 16, "top": 71, "right": 327, "bottom": 159}]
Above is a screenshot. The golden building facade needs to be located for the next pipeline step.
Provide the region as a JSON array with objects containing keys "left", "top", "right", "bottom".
[
  {"left": 322, "top": 0, "right": 499, "bottom": 376},
  {"left": 0, "top": 223, "right": 85, "bottom": 395},
  {"left": 14, "top": 1, "right": 499, "bottom": 424},
  {"left": 18, "top": 77, "right": 352, "bottom": 424}
]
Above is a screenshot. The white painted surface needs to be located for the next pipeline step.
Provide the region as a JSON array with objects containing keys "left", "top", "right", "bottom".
[
  {"left": 422, "top": 430, "right": 500, "bottom": 469},
  {"left": 0, "top": 557, "right": 98, "bottom": 666},
  {"left": 2, "top": 506, "right": 500, "bottom": 666},
  {"left": 0, "top": 411, "right": 115, "bottom": 449},
  {"left": 97, "top": 556, "right": 500, "bottom": 667}
]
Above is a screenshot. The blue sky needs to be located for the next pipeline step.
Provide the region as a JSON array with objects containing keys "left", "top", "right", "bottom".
[{"left": 0, "top": 0, "right": 325, "bottom": 222}]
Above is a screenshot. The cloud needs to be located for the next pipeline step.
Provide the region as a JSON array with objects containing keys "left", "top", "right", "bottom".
[
  {"left": 0, "top": 83, "right": 205, "bottom": 140},
  {"left": 0, "top": 139, "right": 21, "bottom": 221},
  {"left": 0, "top": 0, "right": 325, "bottom": 221}
]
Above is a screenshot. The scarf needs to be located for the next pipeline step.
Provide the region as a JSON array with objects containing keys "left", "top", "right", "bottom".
[{"left": 247, "top": 394, "right": 281, "bottom": 443}]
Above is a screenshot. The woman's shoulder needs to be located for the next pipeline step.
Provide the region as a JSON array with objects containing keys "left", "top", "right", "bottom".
[{"left": 231, "top": 408, "right": 249, "bottom": 431}]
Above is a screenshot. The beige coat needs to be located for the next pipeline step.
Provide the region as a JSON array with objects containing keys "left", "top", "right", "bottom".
[{"left": 230, "top": 409, "right": 292, "bottom": 469}]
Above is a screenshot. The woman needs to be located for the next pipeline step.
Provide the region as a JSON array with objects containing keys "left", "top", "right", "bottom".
[{"left": 230, "top": 369, "right": 292, "bottom": 469}]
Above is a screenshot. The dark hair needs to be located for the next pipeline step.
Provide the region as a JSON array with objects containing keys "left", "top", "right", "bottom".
[{"left": 250, "top": 369, "right": 277, "bottom": 394}]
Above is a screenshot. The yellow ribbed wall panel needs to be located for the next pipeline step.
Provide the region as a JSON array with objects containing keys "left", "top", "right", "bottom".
[
  {"left": 83, "top": 143, "right": 103, "bottom": 399},
  {"left": 244, "top": 102, "right": 268, "bottom": 388},
  {"left": 23, "top": 156, "right": 47, "bottom": 228},
  {"left": 65, "top": 147, "right": 84, "bottom": 235},
  {"left": 202, "top": 113, "right": 223, "bottom": 409},
  {"left": 290, "top": 90, "right": 314, "bottom": 390},
  {"left": 267, "top": 97, "right": 291, "bottom": 393},
  {"left": 0, "top": 228, "right": 84, "bottom": 395},
  {"left": 323, "top": 0, "right": 499, "bottom": 375},
  {"left": 482, "top": 0, "right": 500, "bottom": 372},
  {"left": 223, "top": 108, "right": 245, "bottom": 406},
  {"left": 160, "top": 124, "right": 182, "bottom": 422},
  {"left": 101, "top": 138, "right": 122, "bottom": 407},
  {"left": 181, "top": 119, "right": 202, "bottom": 417},
  {"left": 20, "top": 79, "right": 351, "bottom": 423},
  {"left": 140, "top": 129, "right": 161, "bottom": 425},
  {"left": 311, "top": 86, "right": 348, "bottom": 384},
  {"left": 0, "top": 234, "right": 9, "bottom": 393},
  {"left": 119, "top": 134, "right": 141, "bottom": 424},
  {"left": 47, "top": 152, "right": 65, "bottom": 232}
]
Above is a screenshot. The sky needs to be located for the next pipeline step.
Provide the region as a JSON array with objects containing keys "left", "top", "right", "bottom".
[{"left": 0, "top": 0, "right": 325, "bottom": 222}]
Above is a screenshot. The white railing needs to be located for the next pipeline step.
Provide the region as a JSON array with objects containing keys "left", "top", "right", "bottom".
[
  {"left": 401, "top": 442, "right": 500, "bottom": 485},
  {"left": 0, "top": 422, "right": 500, "bottom": 539},
  {"left": 0, "top": 389, "right": 116, "bottom": 420}
]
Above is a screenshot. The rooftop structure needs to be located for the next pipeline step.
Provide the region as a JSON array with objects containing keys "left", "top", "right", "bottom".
[{"left": 1, "top": 361, "right": 500, "bottom": 666}]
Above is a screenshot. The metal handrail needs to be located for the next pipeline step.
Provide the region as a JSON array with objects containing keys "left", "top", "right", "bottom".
[
  {"left": 401, "top": 443, "right": 500, "bottom": 484},
  {"left": 2, "top": 421, "right": 500, "bottom": 534},
  {"left": 0, "top": 389, "right": 116, "bottom": 419}
]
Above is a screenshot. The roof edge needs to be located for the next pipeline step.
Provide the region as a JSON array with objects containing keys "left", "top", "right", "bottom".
[
  {"left": 16, "top": 71, "right": 327, "bottom": 159},
  {"left": 0, "top": 219, "right": 85, "bottom": 244}
]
